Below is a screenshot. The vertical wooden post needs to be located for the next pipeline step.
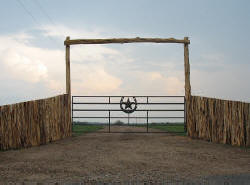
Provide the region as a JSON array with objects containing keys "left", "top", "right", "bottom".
[
  {"left": 184, "top": 37, "right": 191, "bottom": 133},
  {"left": 184, "top": 37, "right": 191, "bottom": 99},
  {"left": 66, "top": 36, "right": 71, "bottom": 96},
  {"left": 65, "top": 36, "right": 72, "bottom": 128}
]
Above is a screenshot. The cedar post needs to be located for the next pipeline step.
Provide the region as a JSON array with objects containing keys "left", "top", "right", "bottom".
[
  {"left": 65, "top": 36, "right": 72, "bottom": 127},
  {"left": 65, "top": 36, "right": 71, "bottom": 96},
  {"left": 184, "top": 37, "right": 191, "bottom": 133}
]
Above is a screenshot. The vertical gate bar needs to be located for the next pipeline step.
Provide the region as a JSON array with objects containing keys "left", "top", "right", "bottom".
[
  {"left": 109, "top": 110, "right": 111, "bottom": 133},
  {"left": 147, "top": 96, "right": 149, "bottom": 133},
  {"left": 184, "top": 97, "right": 187, "bottom": 133},
  {"left": 147, "top": 110, "right": 149, "bottom": 133},
  {"left": 71, "top": 96, "right": 73, "bottom": 132},
  {"left": 109, "top": 97, "right": 110, "bottom": 133}
]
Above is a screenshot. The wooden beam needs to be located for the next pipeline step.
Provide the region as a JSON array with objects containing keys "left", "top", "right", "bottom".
[{"left": 64, "top": 37, "right": 190, "bottom": 45}]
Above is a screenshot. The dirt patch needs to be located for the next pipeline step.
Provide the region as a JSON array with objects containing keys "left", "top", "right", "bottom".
[{"left": 0, "top": 126, "right": 250, "bottom": 183}]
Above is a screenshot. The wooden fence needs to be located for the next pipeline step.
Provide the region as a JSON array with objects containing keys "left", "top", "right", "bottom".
[
  {"left": 187, "top": 96, "right": 250, "bottom": 147},
  {"left": 0, "top": 94, "right": 71, "bottom": 150}
]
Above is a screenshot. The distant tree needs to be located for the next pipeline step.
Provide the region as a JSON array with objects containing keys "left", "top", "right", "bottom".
[{"left": 114, "top": 120, "right": 124, "bottom": 125}]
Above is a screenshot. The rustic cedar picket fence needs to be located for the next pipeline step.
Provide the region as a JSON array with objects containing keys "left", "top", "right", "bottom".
[
  {"left": 0, "top": 94, "right": 71, "bottom": 150},
  {"left": 187, "top": 96, "right": 250, "bottom": 147}
]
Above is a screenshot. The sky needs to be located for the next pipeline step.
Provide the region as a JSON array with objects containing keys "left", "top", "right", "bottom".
[{"left": 0, "top": 0, "right": 250, "bottom": 105}]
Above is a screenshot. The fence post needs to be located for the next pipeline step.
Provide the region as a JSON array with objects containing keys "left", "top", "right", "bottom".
[
  {"left": 184, "top": 37, "right": 191, "bottom": 133},
  {"left": 66, "top": 36, "right": 71, "bottom": 97},
  {"left": 65, "top": 36, "right": 72, "bottom": 129}
]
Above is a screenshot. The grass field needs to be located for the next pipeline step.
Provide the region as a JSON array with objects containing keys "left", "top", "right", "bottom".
[
  {"left": 72, "top": 124, "right": 104, "bottom": 136},
  {"left": 150, "top": 124, "right": 186, "bottom": 136},
  {"left": 127, "top": 123, "right": 185, "bottom": 135},
  {"left": 72, "top": 123, "right": 185, "bottom": 136},
  {"left": 150, "top": 124, "right": 184, "bottom": 132}
]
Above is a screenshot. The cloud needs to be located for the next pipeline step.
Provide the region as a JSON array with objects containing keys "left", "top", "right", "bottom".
[
  {"left": 39, "top": 24, "right": 102, "bottom": 39},
  {"left": 72, "top": 65, "right": 122, "bottom": 94},
  {"left": 165, "top": 76, "right": 184, "bottom": 95},
  {"left": 0, "top": 27, "right": 128, "bottom": 102},
  {"left": 190, "top": 52, "right": 250, "bottom": 101},
  {"left": 192, "top": 53, "right": 226, "bottom": 72},
  {"left": 1, "top": 47, "right": 48, "bottom": 83},
  {"left": 40, "top": 25, "right": 250, "bottom": 101},
  {"left": 71, "top": 45, "right": 125, "bottom": 63},
  {"left": 40, "top": 24, "right": 135, "bottom": 64},
  {"left": 127, "top": 71, "right": 184, "bottom": 95},
  {"left": 149, "top": 72, "right": 162, "bottom": 80},
  {"left": 0, "top": 34, "right": 64, "bottom": 87},
  {"left": 5, "top": 24, "right": 248, "bottom": 103},
  {"left": 148, "top": 72, "right": 184, "bottom": 95}
]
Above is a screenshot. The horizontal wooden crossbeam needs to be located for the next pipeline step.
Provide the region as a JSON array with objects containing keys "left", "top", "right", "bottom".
[{"left": 64, "top": 37, "right": 190, "bottom": 45}]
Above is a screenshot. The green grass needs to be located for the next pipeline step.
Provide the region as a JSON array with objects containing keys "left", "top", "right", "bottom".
[
  {"left": 150, "top": 124, "right": 184, "bottom": 132},
  {"left": 123, "top": 123, "right": 186, "bottom": 135},
  {"left": 72, "top": 124, "right": 104, "bottom": 136},
  {"left": 150, "top": 124, "right": 186, "bottom": 136},
  {"left": 128, "top": 123, "right": 186, "bottom": 136},
  {"left": 72, "top": 123, "right": 186, "bottom": 136}
]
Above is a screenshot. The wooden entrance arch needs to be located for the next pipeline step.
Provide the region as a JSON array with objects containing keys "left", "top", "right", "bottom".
[{"left": 64, "top": 37, "right": 191, "bottom": 131}]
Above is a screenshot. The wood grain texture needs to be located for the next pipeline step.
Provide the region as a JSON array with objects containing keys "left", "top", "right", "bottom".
[
  {"left": 0, "top": 94, "right": 71, "bottom": 150},
  {"left": 64, "top": 37, "right": 190, "bottom": 45},
  {"left": 184, "top": 37, "right": 191, "bottom": 132},
  {"left": 187, "top": 96, "right": 250, "bottom": 147},
  {"left": 184, "top": 37, "right": 191, "bottom": 99},
  {"left": 65, "top": 36, "right": 72, "bottom": 128},
  {"left": 65, "top": 37, "right": 72, "bottom": 128},
  {"left": 66, "top": 36, "right": 71, "bottom": 96}
]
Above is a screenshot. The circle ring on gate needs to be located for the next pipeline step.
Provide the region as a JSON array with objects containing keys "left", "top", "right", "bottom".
[{"left": 120, "top": 96, "right": 137, "bottom": 114}]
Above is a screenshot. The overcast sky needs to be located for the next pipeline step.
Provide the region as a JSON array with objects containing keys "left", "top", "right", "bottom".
[{"left": 0, "top": 0, "right": 249, "bottom": 105}]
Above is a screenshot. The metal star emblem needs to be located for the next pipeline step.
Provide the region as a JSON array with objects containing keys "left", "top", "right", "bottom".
[
  {"left": 124, "top": 98, "right": 133, "bottom": 109},
  {"left": 120, "top": 96, "right": 137, "bottom": 114}
]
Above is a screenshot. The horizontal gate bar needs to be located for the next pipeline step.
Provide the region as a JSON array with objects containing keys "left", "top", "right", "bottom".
[
  {"left": 96, "top": 131, "right": 186, "bottom": 134},
  {"left": 73, "top": 102, "right": 184, "bottom": 105},
  {"left": 73, "top": 109, "right": 184, "bottom": 111},
  {"left": 72, "top": 95, "right": 184, "bottom": 98},
  {"left": 73, "top": 116, "right": 184, "bottom": 119}
]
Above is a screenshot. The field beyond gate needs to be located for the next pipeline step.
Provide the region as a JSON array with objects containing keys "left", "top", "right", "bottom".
[{"left": 72, "top": 95, "right": 186, "bottom": 134}]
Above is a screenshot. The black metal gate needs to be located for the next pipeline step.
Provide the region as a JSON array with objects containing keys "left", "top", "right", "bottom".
[{"left": 72, "top": 96, "right": 186, "bottom": 133}]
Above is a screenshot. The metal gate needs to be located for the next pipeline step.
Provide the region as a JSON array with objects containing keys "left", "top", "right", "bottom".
[{"left": 72, "top": 96, "right": 186, "bottom": 133}]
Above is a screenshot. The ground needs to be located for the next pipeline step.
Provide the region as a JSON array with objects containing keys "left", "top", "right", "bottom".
[{"left": 0, "top": 126, "right": 250, "bottom": 184}]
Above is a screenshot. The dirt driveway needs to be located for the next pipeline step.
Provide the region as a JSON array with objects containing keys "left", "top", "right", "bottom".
[{"left": 0, "top": 126, "right": 250, "bottom": 184}]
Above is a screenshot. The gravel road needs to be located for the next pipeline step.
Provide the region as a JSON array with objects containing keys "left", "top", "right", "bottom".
[{"left": 0, "top": 126, "right": 250, "bottom": 184}]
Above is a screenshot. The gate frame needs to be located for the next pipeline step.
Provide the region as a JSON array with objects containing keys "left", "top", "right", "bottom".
[
  {"left": 72, "top": 95, "right": 186, "bottom": 133},
  {"left": 64, "top": 37, "right": 191, "bottom": 132}
]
